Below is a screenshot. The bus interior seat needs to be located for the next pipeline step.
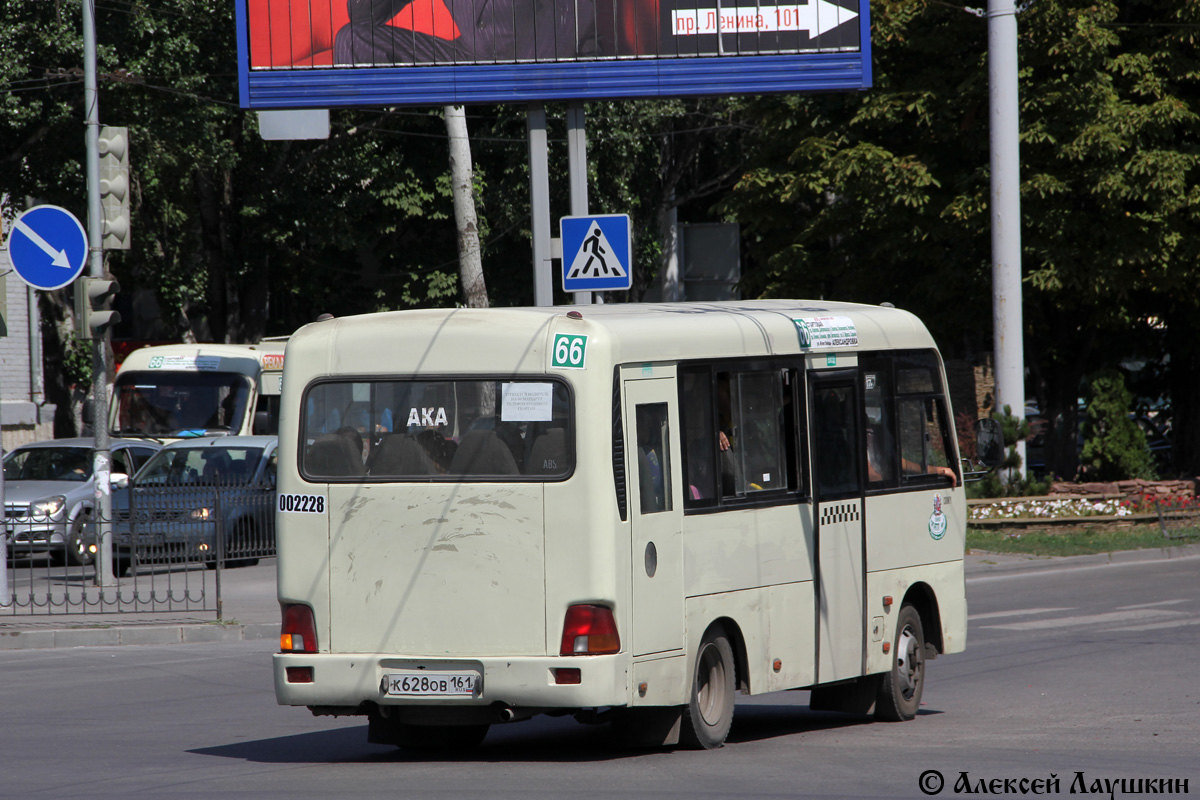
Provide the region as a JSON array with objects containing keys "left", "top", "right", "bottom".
[
  {"left": 368, "top": 434, "right": 436, "bottom": 476},
  {"left": 526, "top": 428, "right": 567, "bottom": 475},
  {"left": 307, "top": 434, "right": 365, "bottom": 477},
  {"left": 449, "top": 430, "right": 518, "bottom": 476},
  {"left": 415, "top": 429, "right": 456, "bottom": 472}
]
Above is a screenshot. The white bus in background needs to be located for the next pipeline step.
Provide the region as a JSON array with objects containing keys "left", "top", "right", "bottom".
[
  {"left": 273, "top": 301, "right": 969, "bottom": 750},
  {"left": 109, "top": 340, "right": 287, "bottom": 442}
]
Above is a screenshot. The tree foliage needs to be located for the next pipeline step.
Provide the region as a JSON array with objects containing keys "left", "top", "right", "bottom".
[
  {"left": 721, "top": 0, "right": 1200, "bottom": 479},
  {"left": 4, "top": 0, "right": 1200, "bottom": 477}
]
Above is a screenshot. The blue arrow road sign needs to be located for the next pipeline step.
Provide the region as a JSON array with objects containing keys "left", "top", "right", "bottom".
[
  {"left": 561, "top": 214, "right": 632, "bottom": 292},
  {"left": 6, "top": 205, "right": 88, "bottom": 291}
]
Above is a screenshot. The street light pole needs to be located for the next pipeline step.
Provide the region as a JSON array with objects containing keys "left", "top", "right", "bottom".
[
  {"left": 989, "top": 0, "right": 1026, "bottom": 474},
  {"left": 83, "top": 0, "right": 116, "bottom": 586}
]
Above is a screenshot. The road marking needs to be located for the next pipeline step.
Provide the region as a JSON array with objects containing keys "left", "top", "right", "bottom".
[
  {"left": 1116, "top": 599, "right": 1189, "bottom": 610},
  {"left": 968, "top": 607, "right": 1075, "bottom": 621},
  {"left": 1101, "top": 617, "right": 1200, "bottom": 633},
  {"left": 982, "top": 608, "right": 1187, "bottom": 631}
]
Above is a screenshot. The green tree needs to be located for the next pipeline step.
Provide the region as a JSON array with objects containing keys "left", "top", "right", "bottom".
[{"left": 722, "top": 0, "right": 1200, "bottom": 480}]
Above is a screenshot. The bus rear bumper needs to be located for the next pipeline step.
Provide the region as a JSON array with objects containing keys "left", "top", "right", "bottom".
[{"left": 273, "top": 652, "right": 629, "bottom": 712}]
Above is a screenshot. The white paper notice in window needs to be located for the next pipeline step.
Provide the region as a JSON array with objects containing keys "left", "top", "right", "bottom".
[{"left": 501, "top": 383, "right": 554, "bottom": 422}]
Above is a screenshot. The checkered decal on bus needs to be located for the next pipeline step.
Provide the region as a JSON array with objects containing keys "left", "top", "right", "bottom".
[{"left": 820, "top": 503, "right": 861, "bottom": 526}]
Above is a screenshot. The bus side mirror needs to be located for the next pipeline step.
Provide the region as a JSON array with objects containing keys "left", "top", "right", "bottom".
[
  {"left": 111, "top": 473, "right": 130, "bottom": 490},
  {"left": 974, "top": 418, "right": 1004, "bottom": 469}
]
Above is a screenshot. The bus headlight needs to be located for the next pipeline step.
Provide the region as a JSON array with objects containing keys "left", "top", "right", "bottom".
[{"left": 188, "top": 507, "right": 214, "bottom": 521}]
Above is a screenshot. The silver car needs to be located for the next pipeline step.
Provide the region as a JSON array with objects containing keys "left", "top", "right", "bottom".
[{"left": 3, "top": 438, "right": 162, "bottom": 566}]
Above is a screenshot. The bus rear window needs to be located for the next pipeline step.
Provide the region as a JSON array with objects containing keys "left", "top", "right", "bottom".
[{"left": 302, "top": 379, "right": 573, "bottom": 481}]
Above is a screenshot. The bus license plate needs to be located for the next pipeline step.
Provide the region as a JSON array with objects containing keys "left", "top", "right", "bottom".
[{"left": 382, "top": 671, "right": 480, "bottom": 697}]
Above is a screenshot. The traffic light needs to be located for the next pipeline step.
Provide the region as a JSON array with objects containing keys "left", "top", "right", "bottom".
[
  {"left": 74, "top": 277, "right": 121, "bottom": 339},
  {"left": 98, "top": 126, "right": 130, "bottom": 250}
]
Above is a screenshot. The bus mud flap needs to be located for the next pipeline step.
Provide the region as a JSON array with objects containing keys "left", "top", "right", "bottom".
[{"left": 610, "top": 706, "right": 683, "bottom": 748}]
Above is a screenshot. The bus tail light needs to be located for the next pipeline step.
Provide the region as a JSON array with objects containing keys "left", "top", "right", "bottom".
[
  {"left": 280, "top": 604, "right": 318, "bottom": 654},
  {"left": 560, "top": 604, "right": 620, "bottom": 655}
]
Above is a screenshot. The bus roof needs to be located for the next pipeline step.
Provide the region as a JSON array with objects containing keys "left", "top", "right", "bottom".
[
  {"left": 118, "top": 341, "right": 288, "bottom": 375},
  {"left": 284, "top": 301, "right": 938, "bottom": 380}
]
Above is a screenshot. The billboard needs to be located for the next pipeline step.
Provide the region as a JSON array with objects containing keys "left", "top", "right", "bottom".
[{"left": 237, "top": 0, "right": 870, "bottom": 108}]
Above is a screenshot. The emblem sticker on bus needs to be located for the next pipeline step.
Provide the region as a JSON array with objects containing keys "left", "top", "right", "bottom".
[
  {"left": 929, "top": 494, "right": 947, "bottom": 540},
  {"left": 279, "top": 494, "right": 326, "bottom": 514}
]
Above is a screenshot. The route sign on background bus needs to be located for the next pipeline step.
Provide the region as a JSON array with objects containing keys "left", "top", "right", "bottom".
[{"left": 236, "top": 0, "right": 870, "bottom": 108}]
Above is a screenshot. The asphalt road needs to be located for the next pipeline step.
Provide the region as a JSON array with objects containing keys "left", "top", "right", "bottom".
[{"left": 2, "top": 553, "right": 1197, "bottom": 800}]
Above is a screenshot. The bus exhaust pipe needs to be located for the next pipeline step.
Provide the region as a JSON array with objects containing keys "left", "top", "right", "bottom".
[{"left": 498, "top": 707, "right": 516, "bottom": 722}]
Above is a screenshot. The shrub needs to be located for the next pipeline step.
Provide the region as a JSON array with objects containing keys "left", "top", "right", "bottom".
[{"left": 1079, "top": 370, "right": 1156, "bottom": 481}]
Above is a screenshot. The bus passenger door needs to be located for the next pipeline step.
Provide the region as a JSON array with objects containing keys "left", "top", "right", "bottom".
[
  {"left": 808, "top": 372, "right": 866, "bottom": 684},
  {"left": 624, "top": 376, "right": 685, "bottom": 657}
]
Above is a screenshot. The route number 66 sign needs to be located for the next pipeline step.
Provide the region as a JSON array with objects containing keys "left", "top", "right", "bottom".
[{"left": 552, "top": 333, "right": 588, "bottom": 370}]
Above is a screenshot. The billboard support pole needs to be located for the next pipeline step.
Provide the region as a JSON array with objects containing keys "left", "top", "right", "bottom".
[
  {"left": 527, "top": 103, "right": 554, "bottom": 307},
  {"left": 566, "top": 102, "right": 592, "bottom": 306}
]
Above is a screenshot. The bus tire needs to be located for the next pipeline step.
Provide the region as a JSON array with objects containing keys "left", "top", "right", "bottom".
[
  {"left": 681, "top": 625, "right": 736, "bottom": 749},
  {"left": 875, "top": 604, "right": 926, "bottom": 722}
]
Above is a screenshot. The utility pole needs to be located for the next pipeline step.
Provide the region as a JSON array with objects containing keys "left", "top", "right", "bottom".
[
  {"left": 989, "top": 0, "right": 1026, "bottom": 474},
  {"left": 83, "top": 0, "right": 116, "bottom": 586}
]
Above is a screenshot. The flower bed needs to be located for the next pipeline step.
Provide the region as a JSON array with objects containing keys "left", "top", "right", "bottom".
[{"left": 969, "top": 493, "right": 1200, "bottom": 526}]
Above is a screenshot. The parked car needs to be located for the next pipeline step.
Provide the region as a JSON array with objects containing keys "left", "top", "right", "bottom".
[
  {"left": 92, "top": 436, "right": 278, "bottom": 574},
  {"left": 1024, "top": 404, "right": 1172, "bottom": 479},
  {"left": 3, "top": 438, "right": 162, "bottom": 565}
]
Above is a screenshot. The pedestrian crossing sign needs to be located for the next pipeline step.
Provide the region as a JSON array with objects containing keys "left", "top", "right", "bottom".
[{"left": 560, "top": 214, "right": 632, "bottom": 292}]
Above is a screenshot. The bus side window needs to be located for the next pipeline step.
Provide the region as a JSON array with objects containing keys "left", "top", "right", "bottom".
[
  {"left": 813, "top": 385, "right": 860, "bottom": 498},
  {"left": 863, "top": 362, "right": 898, "bottom": 489},
  {"left": 680, "top": 370, "right": 716, "bottom": 504},
  {"left": 898, "top": 397, "right": 954, "bottom": 481},
  {"left": 895, "top": 352, "right": 957, "bottom": 485},
  {"left": 635, "top": 403, "right": 672, "bottom": 514}
]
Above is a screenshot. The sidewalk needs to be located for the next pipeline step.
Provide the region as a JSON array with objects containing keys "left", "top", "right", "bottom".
[
  {"left": 5, "top": 545, "right": 1199, "bottom": 651},
  {"left": 0, "top": 561, "right": 280, "bottom": 651}
]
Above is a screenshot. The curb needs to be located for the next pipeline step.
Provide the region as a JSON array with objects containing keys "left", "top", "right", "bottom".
[
  {"left": 0, "top": 621, "right": 277, "bottom": 652},
  {"left": 965, "top": 542, "right": 1200, "bottom": 577}
]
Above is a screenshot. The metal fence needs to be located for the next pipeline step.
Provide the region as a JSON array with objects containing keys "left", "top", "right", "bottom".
[
  {"left": 1154, "top": 499, "right": 1200, "bottom": 542},
  {"left": 1, "top": 482, "right": 275, "bottom": 617}
]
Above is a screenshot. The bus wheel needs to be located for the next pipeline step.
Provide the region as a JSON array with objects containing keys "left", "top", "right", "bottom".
[
  {"left": 681, "top": 625, "right": 735, "bottom": 749},
  {"left": 876, "top": 604, "right": 926, "bottom": 722}
]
